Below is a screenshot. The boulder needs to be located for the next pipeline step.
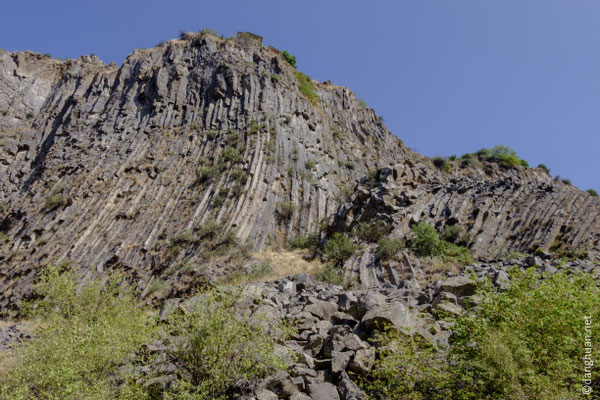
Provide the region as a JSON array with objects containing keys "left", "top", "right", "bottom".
[
  {"left": 360, "top": 301, "right": 417, "bottom": 333},
  {"left": 307, "top": 382, "right": 340, "bottom": 400},
  {"left": 439, "top": 276, "right": 476, "bottom": 297}
]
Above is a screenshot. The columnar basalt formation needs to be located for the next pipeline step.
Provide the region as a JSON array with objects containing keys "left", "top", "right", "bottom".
[
  {"left": 0, "top": 34, "right": 599, "bottom": 312},
  {"left": 0, "top": 36, "right": 406, "bottom": 309}
]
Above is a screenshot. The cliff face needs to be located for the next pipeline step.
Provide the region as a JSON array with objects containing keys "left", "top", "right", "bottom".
[
  {"left": 0, "top": 35, "right": 406, "bottom": 308},
  {"left": 0, "top": 34, "right": 598, "bottom": 310}
]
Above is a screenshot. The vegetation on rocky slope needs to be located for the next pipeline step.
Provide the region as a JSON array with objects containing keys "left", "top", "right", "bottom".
[
  {"left": 365, "top": 267, "right": 600, "bottom": 400},
  {"left": 0, "top": 267, "right": 293, "bottom": 400}
]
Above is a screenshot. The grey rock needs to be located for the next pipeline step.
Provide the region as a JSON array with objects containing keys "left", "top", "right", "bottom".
[
  {"left": 360, "top": 301, "right": 417, "bottom": 333},
  {"left": 348, "top": 348, "right": 375, "bottom": 375},
  {"left": 307, "top": 382, "right": 340, "bottom": 400},
  {"left": 439, "top": 276, "right": 476, "bottom": 297}
]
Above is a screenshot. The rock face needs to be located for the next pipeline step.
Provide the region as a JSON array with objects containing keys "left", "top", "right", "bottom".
[
  {"left": 1, "top": 32, "right": 599, "bottom": 312},
  {"left": 0, "top": 35, "right": 406, "bottom": 310},
  {"left": 333, "top": 165, "right": 600, "bottom": 263}
]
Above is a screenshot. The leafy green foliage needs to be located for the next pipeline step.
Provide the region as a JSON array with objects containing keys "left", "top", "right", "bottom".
[
  {"left": 295, "top": 72, "right": 319, "bottom": 104},
  {"left": 461, "top": 145, "right": 528, "bottom": 169},
  {"left": 286, "top": 233, "right": 320, "bottom": 251},
  {"left": 316, "top": 263, "right": 346, "bottom": 286},
  {"left": 281, "top": 50, "right": 296, "bottom": 68},
  {"left": 0, "top": 200, "right": 7, "bottom": 212},
  {"left": 222, "top": 146, "right": 242, "bottom": 163},
  {"left": 195, "top": 164, "right": 223, "bottom": 183},
  {"left": 432, "top": 157, "right": 451, "bottom": 173},
  {"left": 43, "top": 194, "right": 68, "bottom": 211},
  {"left": 163, "top": 290, "right": 293, "bottom": 399},
  {"left": 323, "top": 233, "right": 358, "bottom": 265},
  {"left": 359, "top": 98, "right": 367, "bottom": 107},
  {"left": 304, "top": 158, "right": 316, "bottom": 170},
  {"left": 376, "top": 237, "right": 404, "bottom": 261},
  {"left": 450, "top": 268, "right": 600, "bottom": 399},
  {"left": 587, "top": 188, "right": 598, "bottom": 197},
  {"left": 353, "top": 219, "right": 393, "bottom": 243},
  {"left": 277, "top": 201, "right": 297, "bottom": 219},
  {"left": 364, "top": 268, "right": 600, "bottom": 400},
  {"left": 411, "top": 223, "right": 473, "bottom": 265},
  {"left": 410, "top": 223, "right": 445, "bottom": 257},
  {"left": 0, "top": 266, "right": 156, "bottom": 400},
  {"left": 537, "top": 163, "right": 550, "bottom": 173}
]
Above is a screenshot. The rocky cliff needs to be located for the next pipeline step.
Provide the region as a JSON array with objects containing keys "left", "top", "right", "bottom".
[{"left": 0, "top": 32, "right": 599, "bottom": 311}]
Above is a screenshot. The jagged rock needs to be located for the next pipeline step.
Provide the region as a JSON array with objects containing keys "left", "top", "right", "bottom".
[
  {"left": 264, "top": 370, "right": 298, "bottom": 398},
  {"left": 435, "top": 302, "right": 465, "bottom": 317},
  {"left": 331, "top": 350, "right": 353, "bottom": 375},
  {"left": 338, "top": 372, "right": 367, "bottom": 400},
  {"left": 304, "top": 298, "right": 338, "bottom": 320},
  {"left": 348, "top": 348, "right": 375, "bottom": 375},
  {"left": 0, "top": 36, "right": 407, "bottom": 311},
  {"left": 256, "top": 389, "right": 280, "bottom": 400},
  {"left": 493, "top": 270, "right": 510, "bottom": 290},
  {"left": 360, "top": 301, "right": 417, "bottom": 333},
  {"left": 307, "top": 382, "right": 340, "bottom": 400},
  {"left": 439, "top": 276, "right": 476, "bottom": 297},
  {"left": 289, "top": 393, "right": 312, "bottom": 400}
]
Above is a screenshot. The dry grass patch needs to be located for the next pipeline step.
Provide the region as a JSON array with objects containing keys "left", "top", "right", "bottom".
[{"left": 252, "top": 250, "right": 324, "bottom": 280}]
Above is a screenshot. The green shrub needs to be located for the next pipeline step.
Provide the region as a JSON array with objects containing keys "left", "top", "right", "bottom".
[
  {"left": 537, "top": 163, "right": 550, "bottom": 173},
  {"left": 195, "top": 164, "right": 222, "bottom": 183},
  {"left": 469, "top": 146, "right": 527, "bottom": 169},
  {"left": 587, "top": 189, "right": 598, "bottom": 197},
  {"left": 287, "top": 233, "right": 319, "bottom": 250},
  {"left": 281, "top": 50, "right": 296, "bottom": 68},
  {"left": 170, "top": 229, "right": 198, "bottom": 247},
  {"left": 248, "top": 119, "right": 260, "bottom": 134},
  {"left": 432, "top": 157, "right": 451, "bottom": 173},
  {"left": 440, "top": 225, "right": 464, "bottom": 244},
  {"left": 160, "top": 289, "right": 293, "bottom": 399},
  {"left": 295, "top": 72, "right": 319, "bottom": 104},
  {"left": 43, "top": 194, "right": 68, "bottom": 211},
  {"left": 0, "top": 200, "right": 7, "bottom": 212},
  {"left": 410, "top": 223, "right": 444, "bottom": 257},
  {"left": 316, "top": 263, "right": 346, "bottom": 286},
  {"left": 376, "top": 237, "right": 404, "bottom": 261},
  {"left": 440, "top": 242, "right": 474, "bottom": 266},
  {"left": 488, "top": 145, "right": 521, "bottom": 168},
  {"left": 562, "top": 178, "right": 572, "bottom": 185},
  {"left": 277, "top": 201, "right": 297, "bottom": 219},
  {"left": 411, "top": 223, "right": 472, "bottom": 265},
  {"left": 363, "top": 169, "right": 381, "bottom": 189},
  {"left": 304, "top": 158, "right": 316, "bottom": 170},
  {"left": 450, "top": 268, "right": 600, "bottom": 399},
  {"left": 0, "top": 266, "right": 156, "bottom": 400},
  {"left": 222, "top": 146, "right": 241, "bottom": 163},
  {"left": 359, "top": 98, "right": 367, "bottom": 107},
  {"left": 323, "top": 233, "right": 358, "bottom": 265},
  {"left": 365, "top": 268, "right": 600, "bottom": 400},
  {"left": 354, "top": 219, "right": 393, "bottom": 242}
]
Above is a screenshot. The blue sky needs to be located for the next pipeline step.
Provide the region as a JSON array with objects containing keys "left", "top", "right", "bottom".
[{"left": 2, "top": 1, "right": 598, "bottom": 191}]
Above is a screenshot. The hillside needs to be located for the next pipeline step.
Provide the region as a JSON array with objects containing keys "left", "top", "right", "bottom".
[{"left": 0, "top": 31, "right": 599, "bottom": 400}]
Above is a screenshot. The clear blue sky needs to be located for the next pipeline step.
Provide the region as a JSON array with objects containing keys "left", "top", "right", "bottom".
[{"left": 2, "top": 1, "right": 598, "bottom": 191}]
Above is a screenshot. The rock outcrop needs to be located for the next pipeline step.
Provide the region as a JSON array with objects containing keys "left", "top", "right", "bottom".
[
  {"left": 1, "top": 32, "right": 599, "bottom": 312},
  {"left": 0, "top": 34, "right": 406, "bottom": 311}
]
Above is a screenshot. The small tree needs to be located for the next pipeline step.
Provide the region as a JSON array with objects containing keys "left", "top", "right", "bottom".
[
  {"left": 410, "top": 223, "right": 444, "bottom": 257},
  {"left": 324, "top": 233, "right": 358, "bottom": 265},
  {"left": 281, "top": 51, "right": 296, "bottom": 68}
]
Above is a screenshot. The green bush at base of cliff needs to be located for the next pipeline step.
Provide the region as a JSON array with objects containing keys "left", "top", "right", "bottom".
[
  {"left": 364, "top": 268, "right": 600, "bottom": 400},
  {"left": 0, "top": 266, "right": 156, "bottom": 400}
]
